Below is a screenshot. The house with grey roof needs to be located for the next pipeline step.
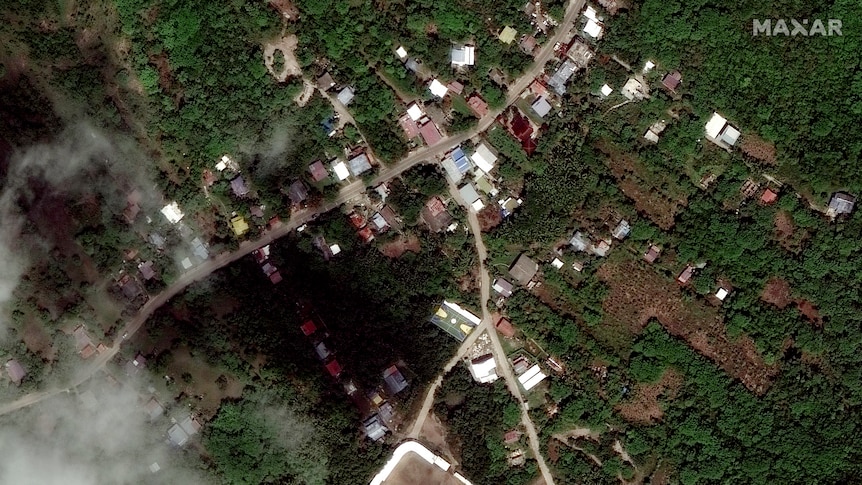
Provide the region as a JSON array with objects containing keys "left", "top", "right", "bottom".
[
  {"left": 827, "top": 192, "right": 856, "bottom": 218},
  {"left": 508, "top": 254, "right": 538, "bottom": 286}
]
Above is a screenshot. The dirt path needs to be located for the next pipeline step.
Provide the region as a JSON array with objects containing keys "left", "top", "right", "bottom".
[
  {"left": 263, "top": 33, "right": 301, "bottom": 82},
  {"left": 294, "top": 78, "right": 316, "bottom": 106}
]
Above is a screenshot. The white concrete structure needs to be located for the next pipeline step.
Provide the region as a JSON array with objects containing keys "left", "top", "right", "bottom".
[
  {"left": 160, "top": 202, "right": 184, "bottom": 224},
  {"left": 369, "top": 441, "right": 468, "bottom": 485},
  {"left": 551, "top": 258, "right": 564, "bottom": 269},
  {"left": 716, "top": 288, "right": 729, "bottom": 301},
  {"left": 330, "top": 244, "right": 341, "bottom": 255},
  {"left": 406, "top": 103, "right": 424, "bottom": 121},
  {"left": 600, "top": 84, "right": 613, "bottom": 96},
  {"left": 584, "top": 19, "right": 603, "bottom": 39},
  {"left": 471, "top": 143, "right": 498, "bottom": 174},
  {"left": 451, "top": 45, "right": 476, "bottom": 67},
  {"left": 705, "top": 112, "right": 741, "bottom": 148},
  {"left": 468, "top": 354, "right": 499, "bottom": 384},
  {"left": 622, "top": 78, "right": 646, "bottom": 101},
  {"left": 643, "top": 60, "right": 655, "bottom": 73},
  {"left": 644, "top": 130, "right": 660, "bottom": 143},
  {"left": 518, "top": 364, "right": 547, "bottom": 391},
  {"left": 429, "top": 79, "right": 448, "bottom": 98},
  {"left": 396, "top": 46, "right": 408, "bottom": 59},
  {"left": 332, "top": 160, "right": 350, "bottom": 181}
]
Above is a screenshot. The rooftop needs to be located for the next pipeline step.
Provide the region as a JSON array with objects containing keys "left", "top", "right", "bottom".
[
  {"left": 308, "top": 161, "right": 329, "bottom": 181},
  {"left": 531, "top": 96, "right": 552, "bottom": 118},
  {"left": 451, "top": 45, "right": 475, "bottom": 67},
  {"left": 160, "top": 202, "right": 184, "bottom": 224},
  {"left": 336, "top": 86, "right": 355, "bottom": 105},
  {"left": 509, "top": 253, "right": 538, "bottom": 286},
  {"left": 231, "top": 215, "right": 249, "bottom": 237},
  {"left": 429, "top": 79, "right": 448, "bottom": 98},
  {"left": 468, "top": 354, "right": 499, "bottom": 384},
  {"left": 383, "top": 365, "right": 409, "bottom": 395},
  {"left": 499, "top": 26, "right": 517, "bottom": 44},
  {"left": 332, "top": 160, "right": 350, "bottom": 181},
  {"left": 348, "top": 153, "right": 372, "bottom": 177},
  {"left": 230, "top": 176, "right": 250, "bottom": 197}
]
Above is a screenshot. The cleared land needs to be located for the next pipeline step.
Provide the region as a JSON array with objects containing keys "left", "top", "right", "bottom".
[
  {"left": 616, "top": 369, "right": 683, "bottom": 424},
  {"left": 383, "top": 451, "right": 461, "bottom": 485}
]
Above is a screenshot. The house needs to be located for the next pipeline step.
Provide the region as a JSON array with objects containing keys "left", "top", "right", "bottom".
[
  {"left": 458, "top": 183, "right": 484, "bottom": 211},
  {"left": 160, "top": 202, "right": 184, "bottom": 224},
  {"left": 231, "top": 215, "right": 249, "bottom": 236},
  {"left": 644, "top": 130, "right": 660, "bottom": 143},
  {"left": 253, "top": 245, "right": 270, "bottom": 264},
  {"left": 517, "top": 364, "right": 547, "bottom": 391},
  {"left": 300, "top": 319, "right": 317, "bottom": 336},
  {"left": 662, "top": 71, "right": 682, "bottom": 92},
  {"left": 149, "top": 232, "right": 166, "bottom": 250},
  {"left": 314, "top": 341, "right": 331, "bottom": 361},
  {"left": 592, "top": 239, "right": 611, "bottom": 257},
  {"left": 73, "top": 325, "right": 96, "bottom": 359},
  {"left": 827, "top": 192, "right": 856, "bottom": 217},
  {"left": 495, "top": 317, "right": 515, "bottom": 338},
  {"left": 317, "top": 72, "right": 335, "bottom": 91},
  {"left": 288, "top": 180, "right": 308, "bottom": 204},
  {"left": 190, "top": 237, "right": 208, "bottom": 260},
  {"left": 250, "top": 204, "right": 264, "bottom": 218},
  {"left": 509, "top": 450, "right": 527, "bottom": 466},
  {"left": 167, "top": 415, "right": 201, "bottom": 447},
  {"left": 371, "top": 212, "right": 389, "bottom": 232},
  {"left": 332, "top": 159, "right": 350, "bottom": 181},
  {"left": 308, "top": 160, "right": 329, "bottom": 182},
  {"left": 475, "top": 175, "right": 495, "bottom": 195},
  {"left": 447, "top": 80, "right": 464, "bottom": 95},
  {"left": 551, "top": 258, "right": 564, "bottom": 270},
  {"left": 548, "top": 59, "right": 577, "bottom": 95},
  {"left": 504, "top": 430, "right": 522, "bottom": 444},
  {"left": 383, "top": 365, "right": 409, "bottom": 395},
  {"left": 138, "top": 261, "right": 156, "bottom": 281},
  {"left": 181, "top": 258, "right": 193, "bottom": 270},
  {"left": 531, "top": 96, "right": 552, "bottom": 118},
  {"left": 677, "top": 265, "right": 695, "bottom": 285},
  {"left": 124, "top": 352, "right": 147, "bottom": 376},
  {"left": 451, "top": 45, "right": 475, "bottom": 67},
  {"left": 421, "top": 197, "right": 454, "bottom": 232},
  {"left": 5, "top": 359, "right": 25, "bottom": 385},
  {"left": 704, "top": 112, "right": 741, "bottom": 149},
  {"left": 500, "top": 197, "right": 522, "bottom": 217},
  {"left": 230, "top": 176, "right": 250, "bottom": 197},
  {"left": 644, "top": 119, "right": 668, "bottom": 143},
  {"left": 418, "top": 119, "right": 443, "bottom": 146},
  {"left": 511, "top": 356, "right": 530, "bottom": 375},
  {"left": 363, "top": 414, "right": 387, "bottom": 441},
  {"left": 406, "top": 102, "right": 424, "bottom": 121},
  {"left": 467, "top": 354, "right": 499, "bottom": 384},
  {"left": 520, "top": 35, "right": 538, "bottom": 55},
  {"left": 493, "top": 278, "right": 514, "bottom": 298},
  {"left": 442, "top": 146, "right": 471, "bottom": 183},
  {"left": 268, "top": 270, "right": 283, "bottom": 284},
  {"left": 399, "top": 114, "right": 421, "bottom": 139},
  {"left": 325, "top": 359, "right": 342, "bottom": 377},
  {"left": 566, "top": 38, "right": 595, "bottom": 68},
  {"left": 357, "top": 226, "right": 375, "bottom": 243},
  {"left": 379, "top": 205, "right": 402, "bottom": 232},
  {"left": 621, "top": 78, "right": 647, "bottom": 101},
  {"left": 499, "top": 26, "right": 517, "bottom": 44},
  {"left": 348, "top": 153, "right": 372, "bottom": 177},
  {"left": 509, "top": 254, "right": 538, "bottom": 286},
  {"left": 405, "top": 58, "right": 421, "bottom": 73},
  {"left": 429, "top": 79, "right": 448, "bottom": 98},
  {"left": 760, "top": 188, "right": 778, "bottom": 204},
  {"left": 715, "top": 287, "right": 729, "bottom": 301},
  {"left": 378, "top": 402, "right": 395, "bottom": 422},
  {"left": 395, "top": 46, "right": 408, "bottom": 60},
  {"left": 144, "top": 397, "right": 164, "bottom": 420},
  {"left": 467, "top": 94, "right": 489, "bottom": 117},
  {"left": 336, "top": 86, "right": 355, "bottom": 105},
  {"left": 501, "top": 107, "right": 538, "bottom": 154},
  {"left": 582, "top": 6, "right": 604, "bottom": 39},
  {"left": 600, "top": 84, "right": 613, "bottom": 96},
  {"left": 570, "top": 231, "right": 590, "bottom": 252},
  {"left": 644, "top": 245, "right": 661, "bottom": 263},
  {"left": 572, "top": 261, "right": 584, "bottom": 272},
  {"left": 612, "top": 220, "right": 631, "bottom": 240}
]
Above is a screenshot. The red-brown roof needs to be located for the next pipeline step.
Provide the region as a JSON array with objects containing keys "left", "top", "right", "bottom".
[
  {"left": 504, "top": 430, "right": 521, "bottom": 444},
  {"left": 269, "top": 271, "right": 283, "bottom": 284},
  {"left": 495, "top": 317, "right": 515, "bottom": 338},
  {"left": 644, "top": 245, "right": 661, "bottom": 263},
  {"left": 301, "top": 320, "right": 317, "bottom": 336},
  {"left": 325, "top": 359, "right": 342, "bottom": 377},
  {"left": 308, "top": 161, "right": 328, "bottom": 182},
  {"left": 357, "top": 226, "right": 375, "bottom": 243},
  {"left": 398, "top": 114, "right": 420, "bottom": 139},
  {"left": 677, "top": 265, "right": 694, "bottom": 285},
  {"left": 467, "top": 95, "right": 489, "bottom": 117},
  {"left": 662, "top": 71, "right": 682, "bottom": 92},
  {"left": 425, "top": 197, "right": 446, "bottom": 217},
  {"left": 760, "top": 188, "right": 778, "bottom": 204},
  {"left": 447, "top": 81, "right": 464, "bottom": 95},
  {"left": 348, "top": 212, "right": 365, "bottom": 229},
  {"left": 418, "top": 120, "right": 443, "bottom": 145}
]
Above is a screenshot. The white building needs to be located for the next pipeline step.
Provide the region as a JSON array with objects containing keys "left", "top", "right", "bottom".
[
  {"left": 467, "top": 354, "right": 499, "bottom": 384},
  {"left": 704, "top": 112, "right": 741, "bottom": 149},
  {"left": 715, "top": 288, "right": 729, "bottom": 301},
  {"left": 518, "top": 364, "right": 547, "bottom": 391},
  {"left": 600, "top": 84, "right": 613, "bottom": 96},
  {"left": 451, "top": 45, "right": 475, "bottom": 67},
  {"left": 332, "top": 160, "right": 350, "bottom": 181},
  {"left": 429, "top": 79, "right": 448, "bottom": 98},
  {"left": 471, "top": 143, "right": 498, "bottom": 174},
  {"left": 160, "top": 202, "right": 184, "bottom": 224},
  {"left": 396, "top": 46, "right": 408, "bottom": 60},
  {"left": 406, "top": 103, "right": 424, "bottom": 121}
]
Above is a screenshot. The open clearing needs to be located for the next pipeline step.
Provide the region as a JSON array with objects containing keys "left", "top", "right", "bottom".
[
  {"left": 263, "top": 33, "right": 301, "bottom": 82},
  {"left": 380, "top": 235, "right": 421, "bottom": 258},
  {"left": 166, "top": 345, "right": 244, "bottom": 419},
  {"left": 597, "top": 259, "right": 778, "bottom": 394},
  {"left": 383, "top": 451, "right": 461, "bottom": 485},
  {"left": 761, "top": 278, "right": 822, "bottom": 326},
  {"left": 616, "top": 369, "right": 682, "bottom": 424}
]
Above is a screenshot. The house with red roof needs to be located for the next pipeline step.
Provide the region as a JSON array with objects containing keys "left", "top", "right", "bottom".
[
  {"left": 495, "top": 317, "right": 515, "bottom": 338},
  {"left": 418, "top": 119, "right": 443, "bottom": 145},
  {"left": 325, "top": 359, "right": 342, "bottom": 377},
  {"left": 760, "top": 188, "right": 778, "bottom": 204},
  {"left": 467, "top": 94, "right": 489, "bottom": 117},
  {"left": 300, "top": 320, "right": 317, "bottom": 336}
]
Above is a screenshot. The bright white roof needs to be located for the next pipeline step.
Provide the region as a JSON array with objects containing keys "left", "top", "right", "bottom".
[
  {"left": 643, "top": 60, "right": 655, "bottom": 72},
  {"left": 716, "top": 288, "right": 729, "bottom": 300},
  {"left": 471, "top": 143, "right": 497, "bottom": 173},
  {"left": 160, "top": 202, "right": 184, "bottom": 223},
  {"left": 442, "top": 300, "right": 482, "bottom": 326},
  {"left": 551, "top": 258, "right": 564, "bottom": 269},
  {"left": 644, "top": 130, "right": 660, "bottom": 143},
  {"left": 332, "top": 161, "right": 350, "bottom": 180},
  {"left": 215, "top": 160, "right": 227, "bottom": 171},
  {"left": 584, "top": 19, "right": 603, "bottom": 38},
  {"left": 469, "top": 355, "right": 499, "bottom": 384},
  {"left": 406, "top": 103, "right": 423, "bottom": 121},
  {"left": 471, "top": 199, "right": 485, "bottom": 212},
  {"left": 429, "top": 79, "right": 448, "bottom": 98},
  {"left": 584, "top": 6, "right": 598, "bottom": 21},
  {"left": 705, "top": 112, "right": 728, "bottom": 138},
  {"left": 601, "top": 84, "right": 613, "bottom": 96},
  {"left": 330, "top": 244, "right": 341, "bottom": 255},
  {"left": 396, "top": 46, "right": 408, "bottom": 59},
  {"left": 181, "top": 257, "right": 193, "bottom": 269},
  {"left": 451, "top": 46, "right": 475, "bottom": 66},
  {"left": 518, "top": 364, "right": 547, "bottom": 391}
]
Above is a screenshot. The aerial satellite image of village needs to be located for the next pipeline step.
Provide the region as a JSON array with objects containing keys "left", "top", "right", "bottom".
[{"left": 0, "top": 0, "right": 860, "bottom": 483}]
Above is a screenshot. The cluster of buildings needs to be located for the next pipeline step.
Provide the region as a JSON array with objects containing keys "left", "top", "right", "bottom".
[
  {"left": 308, "top": 147, "right": 375, "bottom": 184},
  {"left": 252, "top": 244, "right": 282, "bottom": 284}
]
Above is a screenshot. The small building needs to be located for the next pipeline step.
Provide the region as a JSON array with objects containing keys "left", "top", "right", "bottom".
[
  {"left": 125, "top": 352, "right": 148, "bottom": 376},
  {"left": 447, "top": 80, "right": 464, "bottom": 95},
  {"left": 5, "top": 359, "right": 25, "bottom": 385},
  {"left": 458, "top": 183, "right": 484, "bottom": 211},
  {"left": 495, "top": 317, "right": 515, "bottom": 338},
  {"left": 336, "top": 86, "right": 355, "bottom": 105},
  {"left": 760, "top": 188, "right": 778, "bottom": 205},
  {"left": 582, "top": 6, "right": 604, "bottom": 39},
  {"left": 348, "top": 153, "right": 372, "bottom": 177},
  {"left": 421, "top": 197, "right": 454, "bottom": 232},
  {"left": 399, "top": 113, "right": 421, "bottom": 139},
  {"left": 325, "top": 359, "right": 342, "bottom": 377},
  {"left": 644, "top": 130, "right": 659, "bottom": 143},
  {"left": 144, "top": 397, "right": 165, "bottom": 420},
  {"left": 138, "top": 261, "right": 156, "bottom": 281},
  {"left": 520, "top": 35, "right": 538, "bottom": 55},
  {"left": 644, "top": 245, "right": 661, "bottom": 263},
  {"left": 551, "top": 258, "right": 564, "bottom": 270},
  {"left": 357, "top": 226, "right": 375, "bottom": 243},
  {"left": 662, "top": 71, "right": 682, "bottom": 92},
  {"left": 493, "top": 278, "right": 514, "bottom": 298},
  {"left": 518, "top": 364, "right": 547, "bottom": 391},
  {"left": 379, "top": 205, "right": 402, "bottom": 232},
  {"left": 704, "top": 112, "right": 741, "bottom": 149},
  {"left": 308, "top": 160, "right": 329, "bottom": 182},
  {"left": 600, "top": 84, "right": 613, "bottom": 96},
  {"left": 288, "top": 180, "right": 308, "bottom": 204},
  {"left": 499, "top": 26, "right": 517, "bottom": 44},
  {"left": 530, "top": 96, "right": 553, "bottom": 118},
  {"left": 475, "top": 175, "right": 495, "bottom": 195},
  {"left": 715, "top": 287, "right": 729, "bottom": 301},
  {"left": 504, "top": 430, "right": 522, "bottom": 444},
  {"left": 168, "top": 416, "right": 201, "bottom": 447},
  {"left": 548, "top": 59, "right": 577, "bottom": 95},
  {"left": 383, "top": 365, "right": 409, "bottom": 395},
  {"left": 467, "top": 354, "right": 499, "bottom": 384},
  {"left": 332, "top": 160, "right": 350, "bottom": 181},
  {"left": 406, "top": 102, "right": 424, "bottom": 121},
  {"left": 363, "top": 414, "right": 387, "bottom": 442},
  {"left": 190, "top": 237, "right": 208, "bottom": 260},
  {"left": 396, "top": 46, "right": 408, "bottom": 59},
  {"left": 314, "top": 341, "right": 331, "bottom": 361},
  {"left": 300, "top": 319, "right": 317, "bottom": 336},
  {"left": 467, "top": 94, "right": 489, "bottom": 117},
  {"left": 566, "top": 38, "right": 595, "bottom": 68},
  {"left": 252, "top": 245, "right": 270, "bottom": 264},
  {"left": 621, "top": 78, "right": 647, "bottom": 101},
  {"left": 231, "top": 215, "right": 249, "bottom": 237},
  {"left": 418, "top": 119, "right": 443, "bottom": 146},
  {"left": 612, "top": 220, "right": 630, "bottom": 240},
  {"left": 160, "top": 202, "right": 184, "bottom": 224},
  {"left": 677, "top": 265, "right": 695, "bottom": 285},
  {"left": 451, "top": 45, "right": 475, "bottom": 67},
  {"left": 371, "top": 212, "right": 389, "bottom": 232},
  {"left": 509, "top": 253, "right": 538, "bottom": 286},
  {"left": 827, "top": 192, "right": 856, "bottom": 217},
  {"left": 230, "top": 176, "right": 250, "bottom": 197},
  {"left": 429, "top": 79, "right": 448, "bottom": 98},
  {"left": 317, "top": 72, "right": 335, "bottom": 91}
]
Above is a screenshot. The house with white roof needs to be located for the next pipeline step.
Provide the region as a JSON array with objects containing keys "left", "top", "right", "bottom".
[
  {"left": 451, "top": 45, "right": 475, "bottom": 67},
  {"left": 518, "top": 364, "right": 547, "bottom": 391},
  {"left": 429, "top": 79, "right": 448, "bottom": 98},
  {"left": 406, "top": 102, "right": 424, "bottom": 121},
  {"left": 160, "top": 202, "right": 184, "bottom": 224},
  {"left": 467, "top": 354, "right": 499, "bottom": 384},
  {"left": 531, "top": 96, "right": 553, "bottom": 118},
  {"left": 331, "top": 159, "right": 350, "bottom": 181},
  {"left": 471, "top": 143, "right": 498, "bottom": 174},
  {"left": 582, "top": 6, "right": 604, "bottom": 39},
  {"left": 396, "top": 46, "right": 408, "bottom": 60},
  {"left": 704, "top": 112, "right": 741, "bottom": 150},
  {"left": 336, "top": 86, "right": 355, "bottom": 105},
  {"left": 458, "top": 183, "right": 485, "bottom": 211}
]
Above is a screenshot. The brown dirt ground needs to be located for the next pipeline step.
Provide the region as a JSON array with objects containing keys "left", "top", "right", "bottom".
[
  {"left": 383, "top": 451, "right": 461, "bottom": 485},
  {"left": 616, "top": 369, "right": 682, "bottom": 424},
  {"left": 598, "top": 260, "right": 778, "bottom": 394},
  {"left": 477, "top": 205, "right": 503, "bottom": 231},
  {"left": 22, "top": 315, "right": 56, "bottom": 361},
  {"left": 741, "top": 135, "right": 777, "bottom": 165},
  {"left": 797, "top": 300, "right": 822, "bottom": 326},
  {"left": 420, "top": 411, "right": 459, "bottom": 465},
  {"left": 264, "top": 34, "right": 302, "bottom": 82},
  {"left": 166, "top": 346, "right": 244, "bottom": 420},
  {"left": 380, "top": 234, "right": 421, "bottom": 258},
  {"left": 761, "top": 278, "right": 792, "bottom": 309}
]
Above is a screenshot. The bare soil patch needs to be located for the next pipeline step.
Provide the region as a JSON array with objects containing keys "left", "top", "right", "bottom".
[
  {"left": 264, "top": 34, "right": 301, "bottom": 82},
  {"left": 616, "top": 369, "right": 682, "bottom": 424},
  {"left": 741, "top": 135, "right": 777, "bottom": 165},
  {"left": 420, "top": 411, "right": 458, "bottom": 465},
  {"left": 597, "top": 260, "right": 778, "bottom": 394},
  {"left": 380, "top": 235, "right": 421, "bottom": 258},
  {"left": 22, "top": 315, "right": 56, "bottom": 361},
  {"left": 477, "top": 204, "right": 502, "bottom": 232},
  {"left": 761, "top": 278, "right": 792, "bottom": 309},
  {"left": 294, "top": 78, "right": 315, "bottom": 106},
  {"left": 383, "top": 451, "right": 461, "bottom": 485}
]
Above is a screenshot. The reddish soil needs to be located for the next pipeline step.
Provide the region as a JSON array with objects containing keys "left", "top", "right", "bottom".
[
  {"left": 597, "top": 260, "right": 778, "bottom": 394},
  {"left": 774, "top": 211, "right": 794, "bottom": 239},
  {"left": 797, "top": 300, "right": 822, "bottom": 326},
  {"left": 741, "top": 135, "right": 777, "bottom": 165},
  {"left": 380, "top": 234, "right": 421, "bottom": 258},
  {"left": 761, "top": 278, "right": 792, "bottom": 309},
  {"left": 616, "top": 369, "right": 682, "bottom": 424},
  {"left": 477, "top": 204, "right": 503, "bottom": 231}
]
